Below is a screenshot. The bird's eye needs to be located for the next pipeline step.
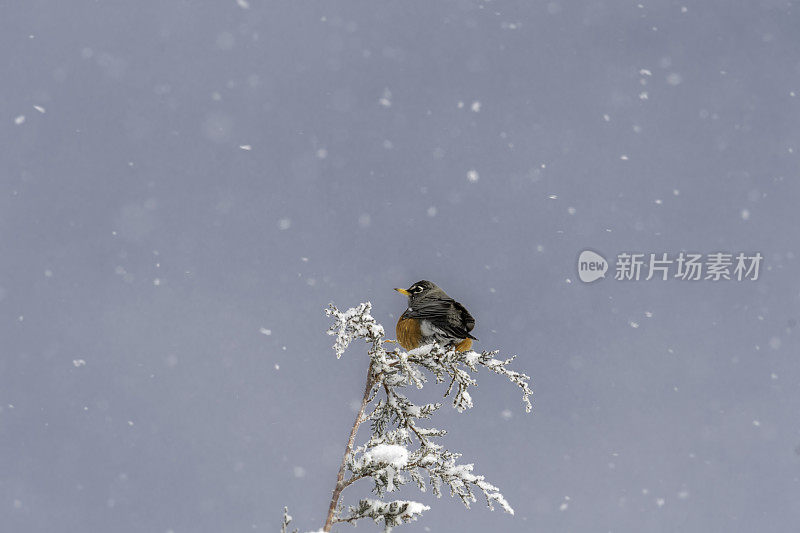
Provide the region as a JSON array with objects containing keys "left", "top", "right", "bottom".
[{"left": 412, "top": 286, "right": 424, "bottom": 294}]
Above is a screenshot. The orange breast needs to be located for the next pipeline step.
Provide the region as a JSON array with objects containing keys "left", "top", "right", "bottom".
[
  {"left": 396, "top": 316, "right": 422, "bottom": 351},
  {"left": 454, "top": 338, "right": 472, "bottom": 352},
  {"left": 397, "top": 317, "right": 472, "bottom": 353}
]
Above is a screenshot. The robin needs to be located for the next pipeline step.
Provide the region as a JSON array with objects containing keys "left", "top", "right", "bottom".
[{"left": 394, "top": 280, "right": 477, "bottom": 352}]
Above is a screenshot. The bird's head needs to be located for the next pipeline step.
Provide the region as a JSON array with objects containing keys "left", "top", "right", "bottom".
[{"left": 394, "top": 280, "right": 443, "bottom": 303}]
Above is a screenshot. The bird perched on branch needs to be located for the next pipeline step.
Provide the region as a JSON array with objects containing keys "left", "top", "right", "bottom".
[{"left": 394, "top": 280, "right": 477, "bottom": 352}]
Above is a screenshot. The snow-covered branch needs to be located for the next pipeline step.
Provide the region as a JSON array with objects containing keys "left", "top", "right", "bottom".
[
  {"left": 314, "top": 302, "right": 533, "bottom": 531},
  {"left": 325, "top": 302, "right": 385, "bottom": 359},
  {"left": 281, "top": 506, "right": 297, "bottom": 533},
  {"left": 338, "top": 499, "right": 430, "bottom": 532}
]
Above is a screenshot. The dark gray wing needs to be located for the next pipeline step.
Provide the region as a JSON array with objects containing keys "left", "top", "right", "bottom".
[
  {"left": 452, "top": 301, "right": 476, "bottom": 337},
  {"left": 407, "top": 298, "right": 477, "bottom": 340}
]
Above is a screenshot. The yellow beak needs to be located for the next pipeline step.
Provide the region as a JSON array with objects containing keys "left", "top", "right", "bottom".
[{"left": 394, "top": 288, "right": 411, "bottom": 296}]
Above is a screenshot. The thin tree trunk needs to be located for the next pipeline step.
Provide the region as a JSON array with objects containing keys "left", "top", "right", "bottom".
[{"left": 322, "top": 361, "right": 375, "bottom": 531}]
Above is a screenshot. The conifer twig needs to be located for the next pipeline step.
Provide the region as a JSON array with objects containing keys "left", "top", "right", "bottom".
[
  {"left": 323, "top": 360, "right": 376, "bottom": 531},
  {"left": 307, "top": 302, "right": 532, "bottom": 532}
]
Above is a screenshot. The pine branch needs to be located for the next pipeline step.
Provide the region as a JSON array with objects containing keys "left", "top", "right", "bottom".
[
  {"left": 336, "top": 499, "right": 430, "bottom": 532},
  {"left": 280, "top": 506, "right": 298, "bottom": 533},
  {"left": 322, "top": 360, "right": 376, "bottom": 531},
  {"left": 312, "top": 302, "right": 532, "bottom": 532}
]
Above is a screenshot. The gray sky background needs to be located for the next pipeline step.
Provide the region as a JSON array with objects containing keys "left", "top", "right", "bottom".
[{"left": 2, "top": 1, "right": 799, "bottom": 532}]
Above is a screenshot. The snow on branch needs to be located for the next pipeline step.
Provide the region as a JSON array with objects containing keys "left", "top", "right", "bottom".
[
  {"left": 339, "top": 499, "right": 430, "bottom": 532},
  {"left": 280, "top": 506, "right": 297, "bottom": 533},
  {"left": 325, "top": 302, "right": 385, "bottom": 358},
  {"left": 315, "top": 302, "right": 533, "bottom": 532}
]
